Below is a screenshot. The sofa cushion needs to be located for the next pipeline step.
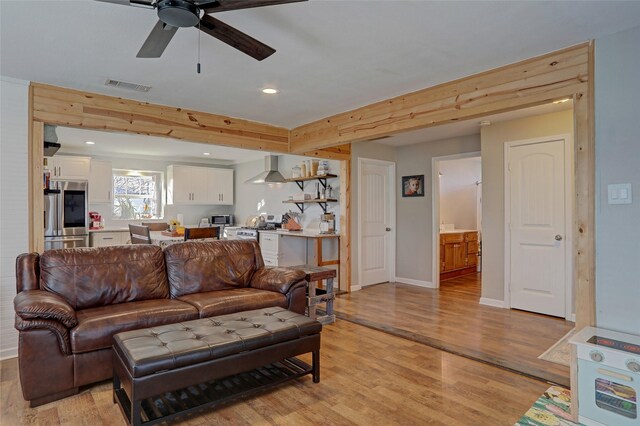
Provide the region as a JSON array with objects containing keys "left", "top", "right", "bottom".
[
  {"left": 40, "top": 245, "right": 169, "bottom": 310},
  {"left": 71, "top": 299, "right": 198, "bottom": 353},
  {"left": 177, "top": 288, "right": 287, "bottom": 318},
  {"left": 164, "top": 240, "right": 265, "bottom": 298}
]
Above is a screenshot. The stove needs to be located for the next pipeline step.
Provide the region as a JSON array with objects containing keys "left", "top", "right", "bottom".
[
  {"left": 570, "top": 326, "right": 640, "bottom": 425},
  {"left": 236, "top": 228, "right": 259, "bottom": 240}
]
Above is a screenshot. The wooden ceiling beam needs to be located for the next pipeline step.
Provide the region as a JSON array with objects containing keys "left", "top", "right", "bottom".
[
  {"left": 289, "top": 43, "right": 589, "bottom": 153},
  {"left": 31, "top": 83, "right": 291, "bottom": 153}
]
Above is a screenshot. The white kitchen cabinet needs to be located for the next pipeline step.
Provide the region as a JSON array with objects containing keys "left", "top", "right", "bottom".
[
  {"left": 259, "top": 232, "right": 306, "bottom": 267},
  {"left": 89, "top": 160, "right": 112, "bottom": 204},
  {"left": 167, "top": 165, "right": 233, "bottom": 205},
  {"left": 46, "top": 156, "right": 91, "bottom": 180},
  {"left": 90, "top": 231, "right": 129, "bottom": 247},
  {"left": 207, "top": 168, "right": 234, "bottom": 205}
]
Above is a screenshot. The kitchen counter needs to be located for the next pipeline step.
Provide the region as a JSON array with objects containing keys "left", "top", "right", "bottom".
[
  {"left": 259, "top": 229, "right": 340, "bottom": 239},
  {"left": 88, "top": 227, "right": 129, "bottom": 233},
  {"left": 439, "top": 229, "right": 478, "bottom": 234}
]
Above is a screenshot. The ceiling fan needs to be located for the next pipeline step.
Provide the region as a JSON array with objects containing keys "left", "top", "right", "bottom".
[{"left": 97, "top": 0, "right": 307, "bottom": 61}]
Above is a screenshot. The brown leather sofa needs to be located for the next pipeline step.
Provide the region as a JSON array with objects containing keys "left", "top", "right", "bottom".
[{"left": 13, "top": 240, "right": 307, "bottom": 407}]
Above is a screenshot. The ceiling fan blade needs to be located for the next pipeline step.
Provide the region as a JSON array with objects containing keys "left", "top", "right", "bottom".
[
  {"left": 199, "top": 15, "right": 276, "bottom": 61},
  {"left": 95, "top": 0, "right": 155, "bottom": 8},
  {"left": 201, "top": 0, "right": 307, "bottom": 14},
  {"left": 136, "top": 20, "right": 179, "bottom": 58}
]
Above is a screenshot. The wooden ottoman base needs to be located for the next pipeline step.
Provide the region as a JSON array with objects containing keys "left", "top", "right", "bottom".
[{"left": 112, "top": 308, "right": 321, "bottom": 426}]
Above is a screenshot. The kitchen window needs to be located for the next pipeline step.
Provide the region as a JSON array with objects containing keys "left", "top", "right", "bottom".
[{"left": 112, "top": 169, "right": 164, "bottom": 220}]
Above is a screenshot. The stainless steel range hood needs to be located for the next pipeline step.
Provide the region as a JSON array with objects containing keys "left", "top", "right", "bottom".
[
  {"left": 43, "top": 125, "right": 61, "bottom": 156},
  {"left": 245, "top": 155, "right": 286, "bottom": 184}
]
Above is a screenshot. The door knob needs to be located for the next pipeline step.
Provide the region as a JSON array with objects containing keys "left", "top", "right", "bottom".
[
  {"left": 555, "top": 234, "right": 563, "bottom": 241},
  {"left": 386, "top": 227, "right": 391, "bottom": 231}
]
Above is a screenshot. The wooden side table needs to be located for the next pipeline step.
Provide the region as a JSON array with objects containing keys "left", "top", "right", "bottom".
[{"left": 288, "top": 265, "right": 336, "bottom": 325}]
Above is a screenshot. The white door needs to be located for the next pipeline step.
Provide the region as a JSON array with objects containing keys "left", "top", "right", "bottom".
[
  {"left": 507, "top": 137, "right": 569, "bottom": 317},
  {"left": 360, "top": 160, "right": 393, "bottom": 286}
]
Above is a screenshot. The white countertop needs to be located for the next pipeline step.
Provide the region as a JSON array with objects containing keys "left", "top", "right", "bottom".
[
  {"left": 259, "top": 229, "right": 340, "bottom": 239},
  {"left": 439, "top": 229, "right": 478, "bottom": 234},
  {"left": 88, "top": 227, "right": 129, "bottom": 233}
]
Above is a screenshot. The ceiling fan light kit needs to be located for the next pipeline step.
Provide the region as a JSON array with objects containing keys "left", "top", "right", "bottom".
[
  {"left": 157, "top": 0, "right": 200, "bottom": 28},
  {"left": 98, "top": 0, "right": 307, "bottom": 61}
]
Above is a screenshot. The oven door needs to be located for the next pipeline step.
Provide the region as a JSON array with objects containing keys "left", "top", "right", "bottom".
[{"left": 578, "top": 359, "right": 639, "bottom": 425}]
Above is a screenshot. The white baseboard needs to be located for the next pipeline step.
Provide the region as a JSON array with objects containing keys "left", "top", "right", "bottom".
[
  {"left": 479, "top": 297, "right": 506, "bottom": 308},
  {"left": 0, "top": 347, "right": 17, "bottom": 361},
  {"left": 350, "top": 285, "right": 362, "bottom": 292},
  {"left": 570, "top": 313, "right": 576, "bottom": 322},
  {"left": 394, "top": 277, "right": 436, "bottom": 288}
]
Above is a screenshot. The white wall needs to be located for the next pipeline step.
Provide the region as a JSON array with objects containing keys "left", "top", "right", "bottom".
[
  {"left": 594, "top": 25, "right": 640, "bottom": 335},
  {"left": 480, "top": 109, "right": 574, "bottom": 302},
  {"left": 84, "top": 154, "right": 233, "bottom": 228},
  {"left": 233, "top": 155, "right": 341, "bottom": 231},
  {"left": 0, "top": 77, "right": 29, "bottom": 359},
  {"left": 395, "top": 135, "right": 481, "bottom": 285},
  {"left": 439, "top": 157, "right": 481, "bottom": 230}
]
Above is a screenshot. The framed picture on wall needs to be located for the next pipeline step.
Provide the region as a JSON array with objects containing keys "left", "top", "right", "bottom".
[{"left": 402, "top": 175, "right": 424, "bottom": 197}]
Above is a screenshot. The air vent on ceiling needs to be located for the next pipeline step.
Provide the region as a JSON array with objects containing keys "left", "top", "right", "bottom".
[{"left": 105, "top": 79, "right": 152, "bottom": 92}]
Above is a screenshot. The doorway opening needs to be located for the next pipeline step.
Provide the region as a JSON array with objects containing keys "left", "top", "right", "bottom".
[{"left": 433, "top": 152, "right": 482, "bottom": 286}]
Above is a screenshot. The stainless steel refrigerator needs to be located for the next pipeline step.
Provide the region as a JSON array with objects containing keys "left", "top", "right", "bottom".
[{"left": 44, "top": 180, "right": 89, "bottom": 250}]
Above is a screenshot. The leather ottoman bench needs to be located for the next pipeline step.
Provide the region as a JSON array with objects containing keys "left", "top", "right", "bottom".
[{"left": 112, "top": 307, "right": 322, "bottom": 426}]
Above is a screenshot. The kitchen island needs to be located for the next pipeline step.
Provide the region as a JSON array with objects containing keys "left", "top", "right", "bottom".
[{"left": 258, "top": 230, "right": 340, "bottom": 267}]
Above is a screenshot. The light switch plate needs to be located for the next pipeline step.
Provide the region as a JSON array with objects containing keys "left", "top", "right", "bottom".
[{"left": 607, "top": 183, "right": 632, "bottom": 204}]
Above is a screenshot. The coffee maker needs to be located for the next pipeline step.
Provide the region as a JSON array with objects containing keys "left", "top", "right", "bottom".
[{"left": 89, "top": 212, "right": 102, "bottom": 230}]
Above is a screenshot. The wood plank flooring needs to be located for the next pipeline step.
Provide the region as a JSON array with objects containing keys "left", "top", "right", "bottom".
[
  {"left": 1, "top": 319, "right": 551, "bottom": 425},
  {"left": 333, "top": 273, "right": 574, "bottom": 386}
]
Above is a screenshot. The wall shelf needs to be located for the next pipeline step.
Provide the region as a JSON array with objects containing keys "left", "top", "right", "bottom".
[
  {"left": 283, "top": 199, "right": 338, "bottom": 214},
  {"left": 285, "top": 174, "right": 337, "bottom": 191}
]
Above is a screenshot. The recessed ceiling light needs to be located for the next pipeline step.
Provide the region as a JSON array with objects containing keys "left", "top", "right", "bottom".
[
  {"left": 85, "top": 141, "right": 95, "bottom": 145},
  {"left": 261, "top": 88, "right": 278, "bottom": 95},
  {"left": 553, "top": 98, "right": 571, "bottom": 104},
  {"left": 479, "top": 120, "right": 492, "bottom": 126},
  {"left": 203, "top": 152, "right": 211, "bottom": 156}
]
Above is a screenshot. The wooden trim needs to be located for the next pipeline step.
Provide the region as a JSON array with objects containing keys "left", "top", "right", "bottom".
[
  {"left": 290, "top": 43, "right": 589, "bottom": 152},
  {"left": 573, "top": 41, "right": 596, "bottom": 330},
  {"left": 569, "top": 40, "right": 596, "bottom": 423},
  {"left": 31, "top": 83, "right": 290, "bottom": 153},
  {"left": 339, "top": 158, "right": 351, "bottom": 292},
  {"left": 29, "top": 118, "right": 44, "bottom": 253}
]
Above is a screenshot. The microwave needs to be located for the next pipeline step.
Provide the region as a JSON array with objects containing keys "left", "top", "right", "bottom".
[{"left": 211, "top": 215, "right": 234, "bottom": 226}]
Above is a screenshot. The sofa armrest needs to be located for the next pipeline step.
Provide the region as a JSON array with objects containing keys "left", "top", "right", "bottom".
[
  {"left": 14, "top": 290, "right": 78, "bottom": 328},
  {"left": 250, "top": 268, "right": 307, "bottom": 295}
]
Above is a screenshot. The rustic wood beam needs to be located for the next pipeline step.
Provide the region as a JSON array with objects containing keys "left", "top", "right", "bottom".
[
  {"left": 31, "top": 83, "right": 290, "bottom": 153},
  {"left": 29, "top": 118, "right": 44, "bottom": 253},
  {"left": 339, "top": 159, "right": 351, "bottom": 292},
  {"left": 290, "top": 43, "right": 589, "bottom": 152}
]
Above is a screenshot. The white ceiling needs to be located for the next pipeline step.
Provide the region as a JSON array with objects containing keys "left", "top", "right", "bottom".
[
  {"left": 378, "top": 100, "right": 573, "bottom": 146},
  {"left": 55, "top": 126, "right": 267, "bottom": 163},
  {"left": 2, "top": 1, "right": 639, "bottom": 130}
]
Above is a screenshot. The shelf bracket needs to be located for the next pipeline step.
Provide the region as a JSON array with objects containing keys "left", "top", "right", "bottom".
[
  {"left": 295, "top": 181, "right": 304, "bottom": 191},
  {"left": 317, "top": 202, "right": 328, "bottom": 214},
  {"left": 293, "top": 202, "right": 305, "bottom": 213}
]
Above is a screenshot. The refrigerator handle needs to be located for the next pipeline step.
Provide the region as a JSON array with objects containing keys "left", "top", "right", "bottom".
[{"left": 56, "top": 184, "right": 61, "bottom": 236}]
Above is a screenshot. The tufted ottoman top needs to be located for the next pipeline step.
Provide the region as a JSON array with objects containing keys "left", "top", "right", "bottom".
[{"left": 113, "top": 307, "right": 321, "bottom": 378}]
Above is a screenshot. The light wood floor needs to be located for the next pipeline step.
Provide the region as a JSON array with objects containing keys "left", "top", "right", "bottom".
[
  {"left": 1, "top": 319, "right": 551, "bottom": 425},
  {"left": 333, "top": 273, "right": 574, "bottom": 386}
]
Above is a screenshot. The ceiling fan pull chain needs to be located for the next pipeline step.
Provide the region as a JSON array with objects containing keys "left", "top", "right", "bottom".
[{"left": 197, "top": 20, "right": 201, "bottom": 74}]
